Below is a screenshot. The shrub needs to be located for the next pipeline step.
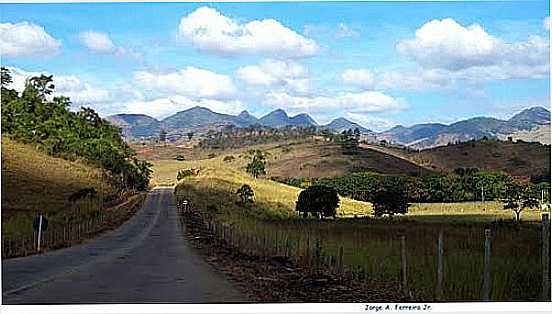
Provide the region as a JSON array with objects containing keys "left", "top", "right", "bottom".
[
  {"left": 236, "top": 184, "right": 255, "bottom": 204},
  {"left": 296, "top": 185, "right": 340, "bottom": 219},
  {"left": 177, "top": 169, "right": 193, "bottom": 180},
  {"left": 223, "top": 155, "right": 235, "bottom": 163}
]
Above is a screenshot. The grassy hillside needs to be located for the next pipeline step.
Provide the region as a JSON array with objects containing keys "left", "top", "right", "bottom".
[
  {"left": 1, "top": 136, "right": 119, "bottom": 235},
  {"left": 363, "top": 139, "right": 550, "bottom": 178},
  {"left": 145, "top": 139, "right": 430, "bottom": 182}
]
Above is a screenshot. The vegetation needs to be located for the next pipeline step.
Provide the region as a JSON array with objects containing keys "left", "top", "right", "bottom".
[
  {"left": 502, "top": 181, "right": 540, "bottom": 222},
  {"left": 246, "top": 150, "right": 267, "bottom": 178},
  {"left": 372, "top": 177, "right": 409, "bottom": 217},
  {"left": 1, "top": 67, "right": 152, "bottom": 191},
  {"left": 177, "top": 169, "right": 194, "bottom": 181},
  {"left": 295, "top": 185, "right": 340, "bottom": 218},
  {"left": 236, "top": 184, "right": 255, "bottom": 204}
]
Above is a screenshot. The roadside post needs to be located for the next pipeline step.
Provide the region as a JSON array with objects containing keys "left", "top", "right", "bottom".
[
  {"left": 542, "top": 213, "right": 550, "bottom": 300},
  {"left": 33, "top": 214, "right": 48, "bottom": 252},
  {"left": 482, "top": 228, "right": 492, "bottom": 301}
]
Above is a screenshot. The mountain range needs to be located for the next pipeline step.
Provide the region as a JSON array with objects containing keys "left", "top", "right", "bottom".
[{"left": 106, "top": 106, "right": 550, "bottom": 149}]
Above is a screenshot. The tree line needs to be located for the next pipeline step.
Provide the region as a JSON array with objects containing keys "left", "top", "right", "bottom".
[{"left": 1, "top": 67, "right": 152, "bottom": 191}]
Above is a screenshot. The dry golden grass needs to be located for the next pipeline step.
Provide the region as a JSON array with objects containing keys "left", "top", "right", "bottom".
[{"left": 1, "top": 136, "right": 117, "bottom": 218}]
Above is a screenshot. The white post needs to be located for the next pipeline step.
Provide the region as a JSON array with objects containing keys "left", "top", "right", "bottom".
[{"left": 36, "top": 214, "right": 43, "bottom": 252}]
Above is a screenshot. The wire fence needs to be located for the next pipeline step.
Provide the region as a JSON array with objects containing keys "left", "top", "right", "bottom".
[
  {"left": 177, "top": 199, "right": 551, "bottom": 302},
  {"left": 1, "top": 211, "right": 108, "bottom": 259}
]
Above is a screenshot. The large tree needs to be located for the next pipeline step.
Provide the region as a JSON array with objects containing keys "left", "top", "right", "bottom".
[
  {"left": 372, "top": 177, "right": 409, "bottom": 217},
  {"left": 502, "top": 181, "right": 539, "bottom": 223},
  {"left": 296, "top": 185, "right": 340, "bottom": 219}
]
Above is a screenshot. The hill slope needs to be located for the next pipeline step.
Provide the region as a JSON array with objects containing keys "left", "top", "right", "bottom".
[{"left": 1, "top": 137, "right": 117, "bottom": 220}]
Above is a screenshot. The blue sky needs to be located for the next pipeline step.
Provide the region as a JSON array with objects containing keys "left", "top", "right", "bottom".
[{"left": 1, "top": 1, "right": 549, "bottom": 131}]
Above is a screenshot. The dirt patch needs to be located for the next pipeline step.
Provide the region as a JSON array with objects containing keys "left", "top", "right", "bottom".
[{"left": 179, "top": 210, "right": 410, "bottom": 302}]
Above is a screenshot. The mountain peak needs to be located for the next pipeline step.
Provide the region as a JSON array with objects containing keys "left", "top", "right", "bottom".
[{"left": 324, "top": 117, "right": 371, "bottom": 133}]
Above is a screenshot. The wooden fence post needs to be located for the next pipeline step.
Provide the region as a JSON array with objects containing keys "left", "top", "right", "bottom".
[
  {"left": 338, "top": 246, "right": 344, "bottom": 277},
  {"left": 482, "top": 228, "right": 492, "bottom": 301},
  {"left": 436, "top": 229, "right": 444, "bottom": 301},
  {"left": 542, "top": 213, "right": 550, "bottom": 301},
  {"left": 400, "top": 235, "right": 408, "bottom": 294}
]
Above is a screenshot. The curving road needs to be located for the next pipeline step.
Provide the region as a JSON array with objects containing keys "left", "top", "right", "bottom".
[{"left": 2, "top": 187, "right": 246, "bottom": 304}]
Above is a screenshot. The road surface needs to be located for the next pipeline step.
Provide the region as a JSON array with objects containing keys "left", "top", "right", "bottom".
[{"left": 2, "top": 187, "right": 246, "bottom": 304}]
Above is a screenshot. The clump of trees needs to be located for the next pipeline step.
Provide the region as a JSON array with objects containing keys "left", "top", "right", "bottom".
[
  {"left": 236, "top": 184, "right": 255, "bottom": 204},
  {"left": 314, "top": 169, "right": 551, "bottom": 204},
  {"left": 296, "top": 185, "right": 340, "bottom": 219},
  {"left": 246, "top": 150, "right": 267, "bottom": 178},
  {"left": 1, "top": 67, "right": 151, "bottom": 191}
]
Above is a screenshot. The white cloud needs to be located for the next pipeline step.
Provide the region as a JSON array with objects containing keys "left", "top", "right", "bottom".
[
  {"left": 122, "top": 96, "right": 245, "bottom": 120},
  {"left": 263, "top": 90, "right": 407, "bottom": 114},
  {"left": 78, "top": 31, "right": 115, "bottom": 53},
  {"left": 177, "top": 7, "right": 319, "bottom": 58},
  {"left": 0, "top": 22, "right": 61, "bottom": 57},
  {"left": 344, "top": 113, "right": 396, "bottom": 132},
  {"left": 134, "top": 66, "right": 236, "bottom": 99},
  {"left": 236, "top": 59, "right": 311, "bottom": 94},
  {"left": 5, "top": 67, "right": 128, "bottom": 111},
  {"left": 545, "top": 16, "right": 550, "bottom": 31},
  {"left": 398, "top": 18, "right": 549, "bottom": 71}
]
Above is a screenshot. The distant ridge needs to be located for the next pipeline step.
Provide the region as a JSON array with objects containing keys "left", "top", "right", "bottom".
[{"left": 106, "top": 106, "right": 550, "bottom": 148}]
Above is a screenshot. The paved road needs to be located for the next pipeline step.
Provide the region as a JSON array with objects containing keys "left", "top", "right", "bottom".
[{"left": 2, "top": 187, "right": 246, "bottom": 304}]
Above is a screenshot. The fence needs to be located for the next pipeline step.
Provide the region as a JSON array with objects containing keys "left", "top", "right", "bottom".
[
  {"left": 177, "top": 199, "right": 551, "bottom": 302},
  {"left": 2, "top": 211, "right": 107, "bottom": 259}
]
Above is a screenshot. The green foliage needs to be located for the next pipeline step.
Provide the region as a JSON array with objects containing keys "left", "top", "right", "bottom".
[
  {"left": 502, "top": 181, "right": 540, "bottom": 222},
  {"left": 372, "top": 177, "right": 410, "bottom": 217},
  {"left": 339, "top": 128, "right": 359, "bottom": 155},
  {"left": 246, "top": 150, "right": 267, "bottom": 178},
  {"left": 236, "top": 184, "right": 255, "bottom": 204},
  {"left": 296, "top": 185, "right": 340, "bottom": 218},
  {"left": 0, "top": 68, "right": 151, "bottom": 191},
  {"left": 177, "top": 169, "right": 193, "bottom": 180}
]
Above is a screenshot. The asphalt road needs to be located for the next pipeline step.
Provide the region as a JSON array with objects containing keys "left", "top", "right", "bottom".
[{"left": 2, "top": 187, "right": 246, "bottom": 304}]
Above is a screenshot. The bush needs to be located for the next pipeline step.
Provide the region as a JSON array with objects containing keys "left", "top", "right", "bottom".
[
  {"left": 296, "top": 185, "right": 340, "bottom": 219},
  {"left": 236, "top": 184, "right": 254, "bottom": 204},
  {"left": 223, "top": 155, "right": 235, "bottom": 163},
  {"left": 177, "top": 169, "right": 193, "bottom": 180}
]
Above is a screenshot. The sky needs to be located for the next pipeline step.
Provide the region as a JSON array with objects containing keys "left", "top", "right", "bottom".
[{"left": 0, "top": 1, "right": 550, "bottom": 131}]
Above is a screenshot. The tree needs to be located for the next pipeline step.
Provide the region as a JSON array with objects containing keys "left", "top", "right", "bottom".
[
  {"left": 246, "top": 150, "right": 266, "bottom": 178},
  {"left": 296, "top": 185, "right": 340, "bottom": 219},
  {"left": 236, "top": 184, "right": 254, "bottom": 204},
  {"left": 502, "top": 181, "right": 539, "bottom": 223},
  {"left": 1, "top": 67, "right": 13, "bottom": 87},
  {"left": 372, "top": 177, "right": 409, "bottom": 217},
  {"left": 187, "top": 132, "right": 194, "bottom": 141},
  {"left": 27, "top": 74, "right": 55, "bottom": 100}
]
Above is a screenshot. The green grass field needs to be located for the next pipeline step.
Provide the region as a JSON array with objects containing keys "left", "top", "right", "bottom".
[{"left": 151, "top": 148, "right": 549, "bottom": 301}]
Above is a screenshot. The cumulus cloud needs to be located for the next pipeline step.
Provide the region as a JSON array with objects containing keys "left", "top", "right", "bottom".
[
  {"left": 236, "top": 59, "right": 311, "bottom": 94},
  {"left": 263, "top": 90, "right": 407, "bottom": 114},
  {"left": 177, "top": 7, "right": 319, "bottom": 58},
  {"left": 122, "top": 96, "right": 245, "bottom": 119},
  {"left": 4, "top": 67, "right": 139, "bottom": 114},
  {"left": 397, "top": 18, "right": 549, "bottom": 72},
  {"left": 0, "top": 22, "right": 61, "bottom": 57},
  {"left": 134, "top": 67, "right": 236, "bottom": 99},
  {"left": 78, "top": 31, "right": 115, "bottom": 53}
]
